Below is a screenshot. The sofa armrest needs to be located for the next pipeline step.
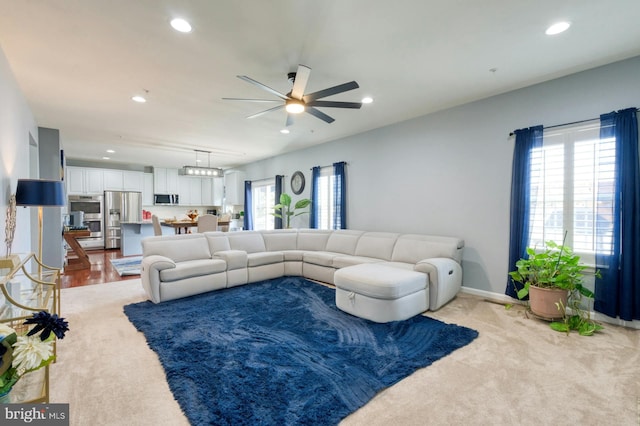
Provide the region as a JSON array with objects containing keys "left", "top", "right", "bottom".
[
  {"left": 141, "top": 255, "right": 176, "bottom": 303},
  {"left": 214, "top": 250, "right": 248, "bottom": 270},
  {"left": 414, "top": 258, "right": 462, "bottom": 310}
]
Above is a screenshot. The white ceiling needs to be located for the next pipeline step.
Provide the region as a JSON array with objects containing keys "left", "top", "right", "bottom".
[{"left": 1, "top": 1, "right": 640, "bottom": 170}]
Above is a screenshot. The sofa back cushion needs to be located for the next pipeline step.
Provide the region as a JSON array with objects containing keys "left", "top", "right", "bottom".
[
  {"left": 142, "top": 234, "right": 211, "bottom": 262},
  {"left": 296, "top": 229, "right": 332, "bottom": 251},
  {"left": 391, "top": 234, "right": 464, "bottom": 264},
  {"left": 227, "top": 231, "right": 267, "bottom": 253},
  {"left": 204, "top": 232, "right": 231, "bottom": 253},
  {"left": 262, "top": 230, "right": 298, "bottom": 251},
  {"left": 325, "top": 230, "right": 364, "bottom": 255},
  {"left": 354, "top": 232, "right": 400, "bottom": 260}
]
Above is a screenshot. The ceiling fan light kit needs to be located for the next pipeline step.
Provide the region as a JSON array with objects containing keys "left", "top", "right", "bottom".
[
  {"left": 223, "top": 64, "right": 362, "bottom": 126},
  {"left": 285, "top": 100, "right": 305, "bottom": 114}
]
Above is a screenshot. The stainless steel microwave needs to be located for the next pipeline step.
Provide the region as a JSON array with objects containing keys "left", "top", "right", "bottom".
[{"left": 154, "top": 194, "right": 179, "bottom": 205}]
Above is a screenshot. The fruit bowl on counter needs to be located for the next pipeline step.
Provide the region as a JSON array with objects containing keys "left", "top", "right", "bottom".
[{"left": 186, "top": 209, "right": 199, "bottom": 222}]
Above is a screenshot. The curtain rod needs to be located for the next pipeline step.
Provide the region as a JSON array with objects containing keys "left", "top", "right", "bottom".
[
  {"left": 310, "top": 161, "right": 348, "bottom": 170},
  {"left": 508, "top": 108, "right": 640, "bottom": 137}
]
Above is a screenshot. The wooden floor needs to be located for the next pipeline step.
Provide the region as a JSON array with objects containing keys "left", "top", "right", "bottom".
[{"left": 61, "top": 248, "right": 139, "bottom": 289}]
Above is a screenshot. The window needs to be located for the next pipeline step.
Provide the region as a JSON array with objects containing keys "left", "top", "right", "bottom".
[
  {"left": 528, "top": 123, "right": 615, "bottom": 263},
  {"left": 251, "top": 180, "right": 275, "bottom": 231},
  {"left": 316, "top": 167, "right": 335, "bottom": 230}
]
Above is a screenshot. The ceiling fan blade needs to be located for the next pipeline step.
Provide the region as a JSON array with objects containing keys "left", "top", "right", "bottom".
[
  {"left": 290, "top": 64, "right": 311, "bottom": 100},
  {"left": 303, "top": 81, "right": 360, "bottom": 102},
  {"left": 286, "top": 114, "right": 294, "bottom": 127},
  {"left": 237, "top": 75, "right": 290, "bottom": 100},
  {"left": 306, "top": 100, "right": 362, "bottom": 109},
  {"left": 246, "top": 104, "right": 285, "bottom": 119},
  {"left": 305, "top": 107, "right": 335, "bottom": 123},
  {"left": 222, "top": 97, "right": 281, "bottom": 103}
]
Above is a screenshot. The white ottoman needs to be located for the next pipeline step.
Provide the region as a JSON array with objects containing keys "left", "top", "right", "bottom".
[{"left": 334, "top": 263, "right": 429, "bottom": 323}]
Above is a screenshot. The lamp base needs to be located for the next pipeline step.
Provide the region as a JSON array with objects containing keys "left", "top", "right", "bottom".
[{"left": 0, "top": 254, "right": 21, "bottom": 270}]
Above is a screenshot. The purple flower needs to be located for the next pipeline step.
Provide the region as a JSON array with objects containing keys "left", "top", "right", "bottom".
[{"left": 24, "top": 311, "right": 69, "bottom": 341}]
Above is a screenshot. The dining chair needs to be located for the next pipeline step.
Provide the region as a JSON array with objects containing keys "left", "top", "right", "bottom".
[
  {"left": 218, "top": 214, "right": 231, "bottom": 232},
  {"left": 151, "top": 214, "right": 163, "bottom": 236},
  {"left": 197, "top": 214, "right": 218, "bottom": 233}
]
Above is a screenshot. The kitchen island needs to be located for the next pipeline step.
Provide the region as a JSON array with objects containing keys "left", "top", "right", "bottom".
[{"left": 120, "top": 221, "right": 171, "bottom": 256}]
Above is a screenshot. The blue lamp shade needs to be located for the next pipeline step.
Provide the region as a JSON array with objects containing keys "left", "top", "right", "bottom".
[{"left": 15, "top": 179, "right": 66, "bottom": 207}]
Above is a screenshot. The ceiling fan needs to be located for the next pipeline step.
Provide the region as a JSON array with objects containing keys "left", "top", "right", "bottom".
[{"left": 223, "top": 64, "right": 362, "bottom": 126}]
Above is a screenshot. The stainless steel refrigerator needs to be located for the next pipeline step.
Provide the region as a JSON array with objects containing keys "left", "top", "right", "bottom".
[{"left": 104, "top": 191, "right": 142, "bottom": 249}]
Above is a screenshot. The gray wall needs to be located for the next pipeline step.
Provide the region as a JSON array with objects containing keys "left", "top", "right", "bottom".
[
  {"left": 238, "top": 56, "right": 640, "bottom": 296},
  {"left": 38, "top": 127, "right": 63, "bottom": 268},
  {"left": 0, "top": 44, "right": 37, "bottom": 257}
]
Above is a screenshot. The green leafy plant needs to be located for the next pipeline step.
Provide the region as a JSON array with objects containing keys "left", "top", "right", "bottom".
[
  {"left": 509, "top": 240, "right": 603, "bottom": 336},
  {"left": 272, "top": 193, "right": 311, "bottom": 229}
]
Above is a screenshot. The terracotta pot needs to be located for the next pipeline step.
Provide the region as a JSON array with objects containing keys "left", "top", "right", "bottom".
[{"left": 528, "top": 285, "right": 568, "bottom": 320}]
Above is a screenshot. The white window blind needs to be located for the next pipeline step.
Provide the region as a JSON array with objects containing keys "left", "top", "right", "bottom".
[
  {"left": 316, "top": 166, "right": 335, "bottom": 230},
  {"left": 252, "top": 180, "right": 275, "bottom": 231},
  {"left": 528, "top": 122, "right": 615, "bottom": 264}
]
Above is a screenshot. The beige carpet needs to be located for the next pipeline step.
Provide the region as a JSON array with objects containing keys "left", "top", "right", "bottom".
[{"left": 51, "top": 280, "right": 640, "bottom": 426}]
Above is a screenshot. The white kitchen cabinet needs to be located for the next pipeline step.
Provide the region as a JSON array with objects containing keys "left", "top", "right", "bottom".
[
  {"left": 154, "top": 167, "right": 179, "bottom": 194},
  {"left": 213, "top": 177, "right": 224, "bottom": 206},
  {"left": 190, "top": 178, "right": 202, "bottom": 206},
  {"left": 123, "top": 171, "right": 144, "bottom": 191},
  {"left": 178, "top": 176, "right": 191, "bottom": 206},
  {"left": 224, "top": 171, "right": 245, "bottom": 205},
  {"left": 66, "top": 167, "right": 85, "bottom": 194},
  {"left": 178, "top": 176, "right": 202, "bottom": 206},
  {"left": 201, "top": 178, "right": 223, "bottom": 206},
  {"left": 66, "top": 166, "right": 104, "bottom": 195},
  {"left": 166, "top": 169, "right": 179, "bottom": 193},
  {"left": 103, "top": 169, "right": 124, "bottom": 190},
  {"left": 201, "top": 178, "right": 213, "bottom": 206},
  {"left": 142, "top": 173, "right": 154, "bottom": 206},
  {"left": 154, "top": 168, "right": 167, "bottom": 193}
]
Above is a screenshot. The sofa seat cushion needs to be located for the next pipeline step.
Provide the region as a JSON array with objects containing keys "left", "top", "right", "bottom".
[
  {"left": 332, "top": 255, "right": 383, "bottom": 269},
  {"left": 303, "top": 251, "right": 340, "bottom": 267},
  {"left": 248, "top": 251, "right": 284, "bottom": 267},
  {"left": 282, "top": 250, "right": 304, "bottom": 261},
  {"left": 213, "top": 250, "right": 247, "bottom": 270},
  {"left": 378, "top": 261, "right": 415, "bottom": 271},
  {"left": 334, "top": 263, "right": 426, "bottom": 300},
  {"left": 160, "top": 259, "right": 227, "bottom": 282}
]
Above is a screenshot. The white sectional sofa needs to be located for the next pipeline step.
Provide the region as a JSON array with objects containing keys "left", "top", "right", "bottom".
[{"left": 140, "top": 229, "right": 464, "bottom": 316}]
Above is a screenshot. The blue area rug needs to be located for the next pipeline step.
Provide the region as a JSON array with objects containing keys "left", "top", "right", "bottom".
[
  {"left": 124, "top": 277, "right": 478, "bottom": 425},
  {"left": 109, "top": 255, "right": 142, "bottom": 276}
]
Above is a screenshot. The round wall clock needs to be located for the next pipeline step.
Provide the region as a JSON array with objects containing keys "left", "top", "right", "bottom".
[{"left": 291, "top": 171, "right": 305, "bottom": 195}]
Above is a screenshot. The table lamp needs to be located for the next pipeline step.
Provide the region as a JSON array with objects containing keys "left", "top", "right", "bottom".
[{"left": 15, "top": 179, "right": 66, "bottom": 269}]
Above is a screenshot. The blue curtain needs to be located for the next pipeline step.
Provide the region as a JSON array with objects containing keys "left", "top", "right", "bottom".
[
  {"left": 274, "top": 175, "right": 283, "bottom": 229},
  {"left": 243, "top": 181, "right": 253, "bottom": 231},
  {"left": 505, "top": 125, "right": 544, "bottom": 298},
  {"left": 333, "top": 162, "right": 346, "bottom": 229},
  {"left": 595, "top": 108, "right": 640, "bottom": 321},
  {"left": 309, "top": 166, "right": 320, "bottom": 228}
]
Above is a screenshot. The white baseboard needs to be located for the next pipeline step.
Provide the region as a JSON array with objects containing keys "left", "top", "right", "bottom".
[
  {"left": 460, "top": 286, "right": 640, "bottom": 330},
  {"left": 460, "top": 286, "right": 523, "bottom": 305}
]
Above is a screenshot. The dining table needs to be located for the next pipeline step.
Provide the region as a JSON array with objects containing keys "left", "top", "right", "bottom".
[{"left": 161, "top": 219, "right": 230, "bottom": 234}]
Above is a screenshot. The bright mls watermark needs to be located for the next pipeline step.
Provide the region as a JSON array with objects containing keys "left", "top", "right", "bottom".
[{"left": 1, "top": 404, "right": 69, "bottom": 425}]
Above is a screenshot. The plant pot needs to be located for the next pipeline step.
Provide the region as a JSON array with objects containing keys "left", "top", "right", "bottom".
[{"left": 528, "top": 285, "right": 568, "bottom": 320}]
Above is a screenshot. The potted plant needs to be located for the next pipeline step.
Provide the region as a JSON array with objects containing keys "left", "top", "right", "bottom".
[
  {"left": 509, "top": 239, "right": 603, "bottom": 336},
  {"left": 272, "top": 193, "right": 311, "bottom": 229}
]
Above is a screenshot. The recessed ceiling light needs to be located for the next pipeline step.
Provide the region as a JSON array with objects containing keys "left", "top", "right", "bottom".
[
  {"left": 545, "top": 21, "right": 571, "bottom": 35},
  {"left": 362, "top": 97, "right": 373, "bottom": 104},
  {"left": 106, "top": 149, "right": 115, "bottom": 154},
  {"left": 102, "top": 156, "right": 110, "bottom": 160},
  {"left": 280, "top": 129, "right": 290, "bottom": 134},
  {"left": 171, "top": 18, "right": 192, "bottom": 33},
  {"left": 131, "top": 95, "right": 146, "bottom": 103}
]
